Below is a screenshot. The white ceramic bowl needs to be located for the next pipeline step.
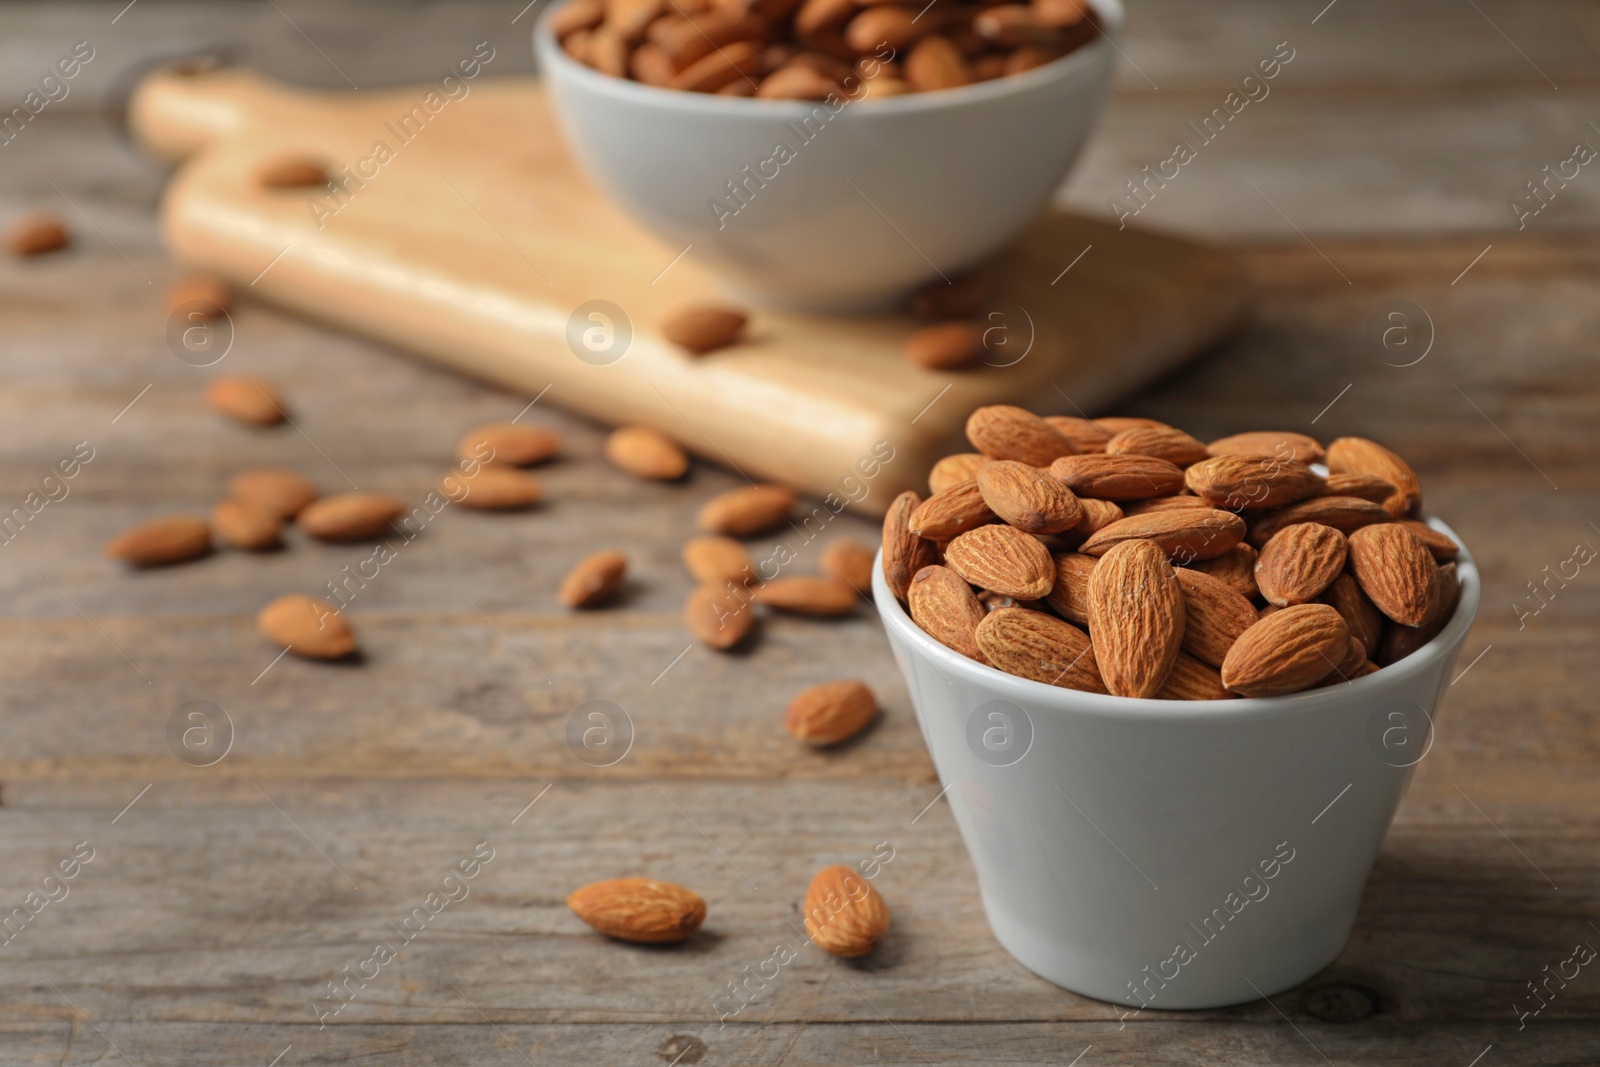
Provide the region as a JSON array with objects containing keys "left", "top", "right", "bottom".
[
  {"left": 533, "top": 2, "right": 1121, "bottom": 309},
  {"left": 873, "top": 518, "right": 1480, "bottom": 1009}
]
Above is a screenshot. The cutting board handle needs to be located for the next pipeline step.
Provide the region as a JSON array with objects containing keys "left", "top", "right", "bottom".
[{"left": 129, "top": 65, "right": 311, "bottom": 163}]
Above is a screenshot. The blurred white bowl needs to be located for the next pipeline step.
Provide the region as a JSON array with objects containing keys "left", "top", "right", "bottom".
[{"left": 533, "top": 1, "right": 1121, "bottom": 309}]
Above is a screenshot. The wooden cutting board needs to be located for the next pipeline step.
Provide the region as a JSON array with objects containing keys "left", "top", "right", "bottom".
[{"left": 129, "top": 65, "right": 1249, "bottom": 514}]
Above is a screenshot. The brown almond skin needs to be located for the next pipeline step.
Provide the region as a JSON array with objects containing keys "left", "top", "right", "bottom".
[
  {"left": 1043, "top": 552, "right": 1096, "bottom": 625},
  {"left": 1043, "top": 415, "right": 1109, "bottom": 453},
  {"left": 1078, "top": 508, "right": 1246, "bottom": 563},
  {"left": 206, "top": 376, "right": 287, "bottom": 426},
  {"left": 785, "top": 679, "right": 877, "bottom": 744},
  {"left": 1106, "top": 426, "right": 1210, "bottom": 467},
  {"left": 567, "top": 878, "right": 706, "bottom": 943},
  {"left": 966, "top": 405, "right": 1077, "bottom": 466},
  {"left": 1183, "top": 454, "right": 1324, "bottom": 510},
  {"left": 166, "top": 275, "right": 231, "bottom": 317},
  {"left": 1048, "top": 454, "right": 1184, "bottom": 500},
  {"left": 297, "top": 492, "right": 407, "bottom": 542},
  {"left": 882, "top": 490, "right": 938, "bottom": 601},
  {"left": 663, "top": 304, "right": 748, "bottom": 352},
  {"left": 1093, "top": 417, "right": 1168, "bottom": 436},
  {"left": 449, "top": 466, "right": 542, "bottom": 510},
  {"left": 456, "top": 423, "right": 561, "bottom": 466},
  {"left": 604, "top": 425, "right": 689, "bottom": 480},
  {"left": 256, "top": 155, "right": 328, "bottom": 189},
  {"left": 5, "top": 212, "right": 69, "bottom": 257},
  {"left": 753, "top": 576, "right": 858, "bottom": 616},
  {"left": 1185, "top": 543, "right": 1258, "bottom": 601},
  {"left": 559, "top": 549, "right": 627, "bottom": 608},
  {"left": 1221, "top": 603, "right": 1350, "bottom": 698},
  {"left": 976, "top": 460, "right": 1083, "bottom": 534},
  {"left": 928, "top": 452, "right": 987, "bottom": 495},
  {"left": 757, "top": 63, "right": 840, "bottom": 99},
  {"left": 1173, "top": 568, "right": 1257, "bottom": 669},
  {"left": 105, "top": 516, "right": 212, "bottom": 567},
  {"left": 905, "top": 34, "right": 970, "bottom": 91},
  {"left": 1247, "top": 496, "right": 1389, "bottom": 547},
  {"left": 1347, "top": 523, "right": 1440, "bottom": 627},
  {"left": 257, "top": 594, "right": 356, "bottom": 659},
  {"left": 1327, "top": 436, "right": 1421, "bottom": 518},
  {"left": 1255, "top": 523, "right": 1348, "bottom": 607},
  {"left": 698, "top": 484, "right": 796, "bottom": 537},
  {"left": 1068, "top": 497, "right": 1123, "bottom": 538},
  {"left": 1399, "top": 518, "right": 1459, "bottom": 561},
  {"left": 228, "top": 468, "right": 318, "bottom": 519},
  {"left": 910, "top": 272, "right": 989, "bottom": 320},
  {"left": 1205, "top": 431, "right": 1325, "bottom": 466},
  {"left": 1322, "top": 473, "right": 1395, "bottom": 505},
  {"left": 1320, "top": 572, "right": 1385, "bottom": 659},
  {"left": 1378, "top": 561, "right": 1459, "bottom": 665},
  {"left": 821, "top": 538, "right": 875, "bottom": 594},
  {"left": 683, "top": 535, "right": 754, "bottom": 586},
  {"left": 905, "top": 321, "right": 986, "bottom": 370},
  {"left": 1087, "top": 539, "right": 1185, "bottom": 698},
  {"left": 552, "top": 0, "right": 605, "bottom": 37},
  {"left": 944, "top": 524, "right": 1055, "bottom": 600},
  {"left": 909, "top": 564, "right": 986, "bottom": 660},
  {"left": 1157, "top": 652, "right": 1233, "bottom": 700},
  {"left": 975, "top": 607, "right": 1107, "bottom": 692},
  {"left": 211, "top": 499, "right": 282, "bottom": 551},
  {"left": 804, "top": 865, "right": 890, "bottom": 958},
  {"left": 909, "top": 481, "right": 996, "bottom": 540},
  {"left": 1122, "top": 495, "right": 1214, "bottom": 516},
  {"left": 685, "top": 584, "right": 756, "bottom": 649}
]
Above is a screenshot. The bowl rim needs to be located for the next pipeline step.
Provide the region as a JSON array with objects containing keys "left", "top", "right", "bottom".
[
  {"left": 872, "top": 514, "right": 1481, "bottom": 723},
  {"left": 532, "top": 0, "right": 1124, "bottom": 116}
]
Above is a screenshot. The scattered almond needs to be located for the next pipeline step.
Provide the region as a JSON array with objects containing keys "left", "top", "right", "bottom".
[
  {"left": 567, "top": 878, "right": 706, "bottom": 943},
  {"left": 297, "top": 492, "right": 407, "bottom": 542},
  {"left": 974, "top": 607, "right": 1106, "bottom": 692},
  {"left": 966, "top": 405, "right": 1077, "bottom": 466},
  {"left": 1254, "top": 523, "right": 1347, "bottom": 607},
  {"left": 227, "top": 468, "right": 318, "bottom": 518},
  {"left": 943, "top": 524, "right": 1054, "bottom": 600},
  {"left": 559, "top": 549, "right": 627, "bottom": 607},
  {"left": 166, "top": 276, "right": 231, "bottom": 318},
  {"left": 685, "top": 583, "right": 756, "bottom": 649},
  {"left": 604, "top": 424, "right": 689, "bottom": 480},
  {"left": 785, "top": 679, "right": 877, "bottom": 744},
  {"left": 905, "top": 321, "right": 986, "bottom": 370},
  {"left": 753, "top": 576, "right": 857, "bottom": 616},
  {"left": 105, "top": 516, "right": 212, "bottom": 567},
  {"left": 1347, "top": 523, "right": 1439, "bottom": 627},
  {"left": 455, "top": 422, "right": 561, "bottom": 466},
  {"left": 257, "top": 594, "right": 356, "bottom": 659},
  {"left": 1048, "top": 454, "right": 1184, "bottom": 500},
  {"left": 683, "top": 535, "right": 755, "bottom": 586},
  {"left": 821, "top": 538, "right": 875, "bottom": 594},
  {"left": 909, "top": 564, "right": 987, "bottom": 660},
  {"left": 804, "top": 864, "right": 890, "bottom": 958},
  {"left": 206, "top": 376, "right": 287, "bottom": 426},
  {"left": 1327, "top": 436, "right": 1421, "bottom": 518},
  {"left": 5, "top": 211, "right": 69, "bottom": 257},
  {"left": 1087, "top": 539, "right": 1184, "bottom": 698},
  {"left": 662, "top": 305, "right": 747, "bottom": 354},
  {"left": 211, "top": 499, "right": 282, "bottom": 551},
  {"left": 1220, "top": 603, "right": 1349, "bottom": 698},
  {"left": 449, "top": 466, "right": 542, "bottom": 510},
  {"left": 698, "top": 484, "right": 796, "bottom": 537}
]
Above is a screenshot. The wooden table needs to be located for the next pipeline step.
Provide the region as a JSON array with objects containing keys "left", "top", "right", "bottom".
[{"left": 1, "top": 2, "right": 1595, "bottom": 1063}]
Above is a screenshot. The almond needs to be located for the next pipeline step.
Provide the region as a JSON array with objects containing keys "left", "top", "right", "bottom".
[
  {"left": 105, "top": 516, "right": 212, "bottom": 567},
  {"left": 604, "top": 424, "right": 689, "bottom": 480},
  {"left": 1220, "top": 604, "right": 1349, "bottom": 698},
  {"left": 683, "top": 535, "right": 755, "bottom": 586},
  {"left": 1157, "top": 652, "right": 1232, "bottom": 700},
  {"left": 5, "top": 211, "right": 69, "bottom": 257},
  {"left": 975, "top": 607, "right": 1106, "bottom": 692},
  {"left": 165, "top": 275, "right": 231, "bottom": 317},
  {"left": 905, "top": 321, "right": 985, "bottom": 370},
  {"left": 908, "top": 481, "right": 996, "bottom": 539},
  {"left": 1254, "top": 523, "right": 1347, "bottom": 606},
  {"left": 1321, "top": 473, "right": 1394, "bottom": 505},
  {"left": 804, "top": 864, "right": 890, "bottom": 958},
  {"left": 1185, "top": 542, "right": 1258, "bottom": 601},
  {"left": 1078, "top": 508, "right": 1246, "bottom": 563},
  {"left": 1327, "top": 436, "right": 1421, "bottom": 517},
  {"left": 944, "top": 524, "right": 1054, "bottom": 599},
  {"left": 757, "top": 63, "right": 841, "bottom": 99},
  {"left": 449, "top": 466, "right": 542, "bottom": 510},
  {"left": 609, "top": 0, "right": 663, "bottom": 39},
  {"left": 1320, "top": 633, "right": 1370, "bottom": 685},
  {"left": 1093, "top": 416, "right": 1168, "bottom": 436},
  {"left": 256, "top": 594, "right": 357, "bottom": 659},
  {"left": 552, "top": 0, "right": 605, "bottom": 37},
  {"left": 662, "top": 304, "right": 748, "bottom": 352},
  {"left": 1183, "top": 454, "right": 1324, "bottom": 510},
  {"left": 1042, "top": 551, "right": 1096, "bottom": 625},
  {"left": 821, "top": 538, "right": 875, "bottom": 594},
  {"left": 973, "top": 459, "right": 1082, "bottom": 535},
  {"left": 1068, "top": 497, "right": 1123, "bottom": 539},
  {"left": 1034, "top": 0, "right": 1088, "bottom": 27},
  {"left": 1122, "top": 495, "right": 1214, "bottom": 516},
  {"left": 1399, "top": 518, "right": 1459, "bottom": 561},
  {"left": 456, "top": 422, "right": 561, "bottom": 467},
  {"left": 685, "top": 583, "right": 756, "bottom": 649},
  {"left": 206, "top": 376, "right": 287, "bottom": 426},
  {"left": 1205, "top": 431, "right": 1325, "bottom": 466},
  {"left": 1173, "top": 568, "right": 1257, "bottom": 668},
  {"left": 1347, "top": 523, "right": 1439, "bottom": 626},
  {"left": 928, "top": 452, "right": 987, "bottom": 494},
  {"left": 297, "top": 492, "right": 407, "bottom": 542},
  {"left": 785, "top": 679, "right": 877, "bottom": 744},
  {"left": 559, "top": 549, "right": 627, "bottom": 607},
  {"left": 904, "top": 34, "right": 970, "bottom": 90},
  {"left": 1247, "top": 496, "right": 1389, "bottom": 547},
  {"left": 211, "top": 498, "right": 282, "bottom": 551},
  {"left": 1086, "top": 539, "right": 1184, "bottom": 698},
  {"left": 1378, "top": 561, "right": 1459, "bottom": 665},
  {"left": 256, "top": 155, "right": 329, "bottom": 188},
  {"left": 227, "top": 468, "right": 318, "bottom": 518},
  {"left": 881, "top": 490, "right": 938, "bottom": 601},
  {"left": 753, "top": 576, "right": 858, "bottom": 616},
  {"left": 966, "top": 405, "right": 1077, "bottom": 465},
  {"left": 1043, "top": 415, "right": 1109, "bottom": 453},
  {"left": 909, "top": 564, "right": 987, "bottom": 660},
  {"left": 1319, "top": 572, "right": 1384, "bottom": 659},
  {"left": 698, "top": 484, "right": 796, "bottom": 537},
  {"left": 1047, "top": 454, "right": 1184, "bottom": 500},
  {"left": 1106, "top": 426, "right": 1209, "bottom": 467},
  {"left": 567, "top": 878, "right": 706, "bottom": 943}
]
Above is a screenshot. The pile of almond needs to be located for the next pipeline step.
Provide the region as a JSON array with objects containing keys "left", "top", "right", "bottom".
[
  {"left": 885, "top": 407, "right": 1461, "bottom": 699},
  {"left": 550, "top": 0, "right": 1097, "bottom": 98}
]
